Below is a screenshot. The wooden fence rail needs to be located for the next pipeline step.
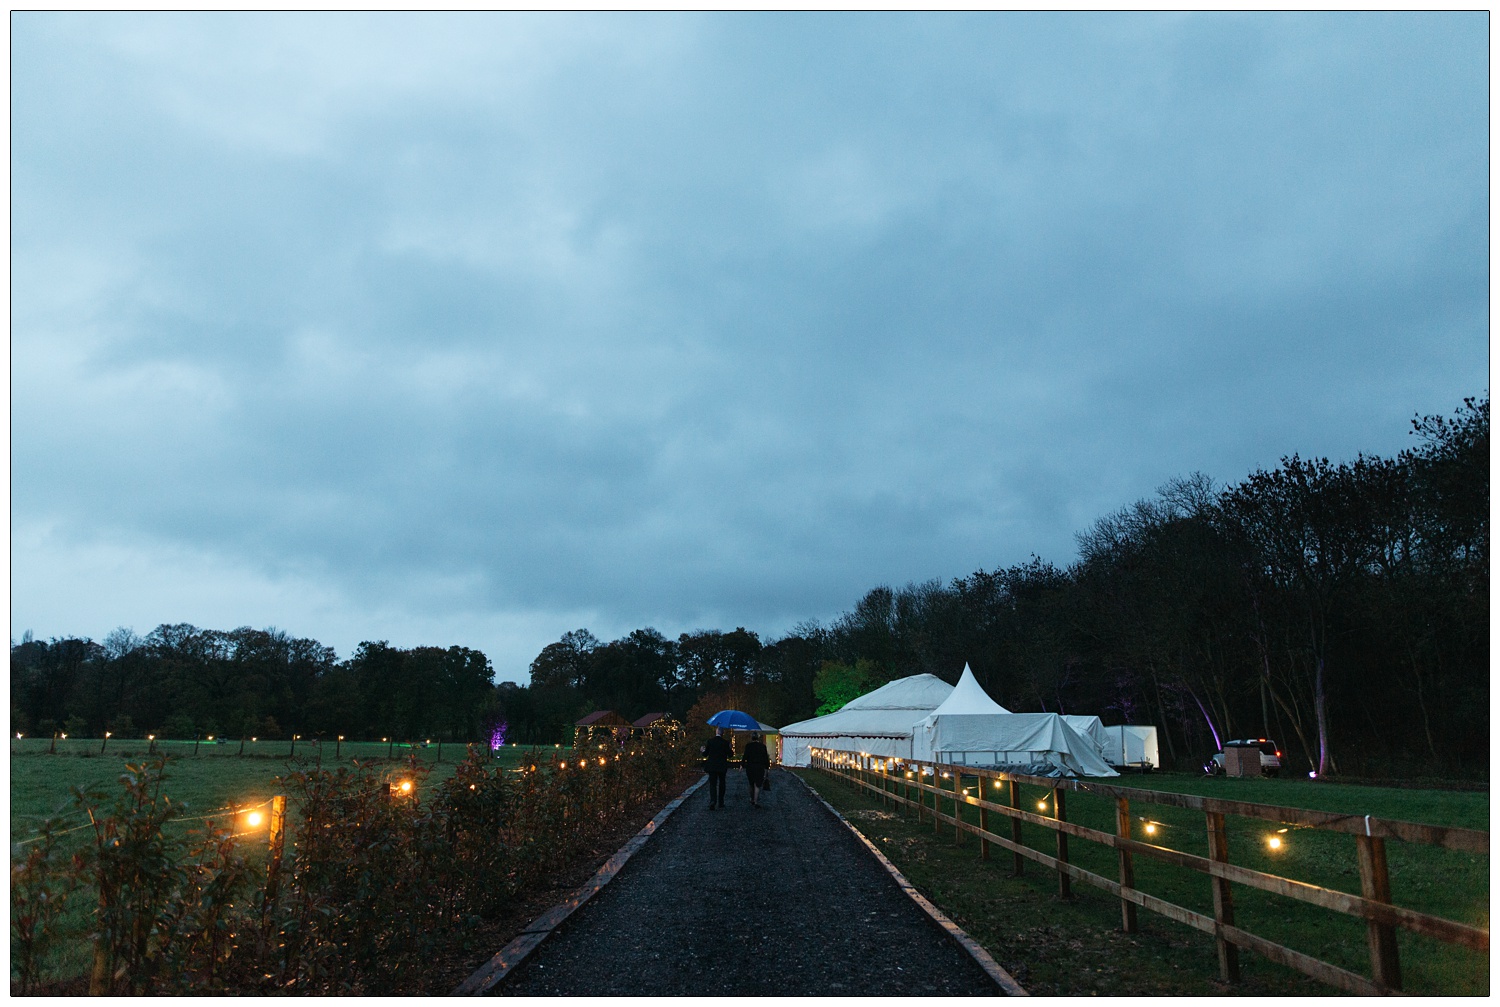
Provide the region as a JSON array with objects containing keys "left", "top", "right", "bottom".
[{"left": 810, "top": 748, "right": 1488, "bottom": 996}]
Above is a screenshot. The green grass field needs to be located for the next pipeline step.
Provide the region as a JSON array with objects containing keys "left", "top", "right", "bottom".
[
  {"left": 795, "top": 767, "right": 1488, "bottom": 996},
  {"left": 10, "top": 738, "right": 568, "bottom": 850}
]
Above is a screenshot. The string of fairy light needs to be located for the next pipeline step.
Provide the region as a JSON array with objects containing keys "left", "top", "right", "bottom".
[
  {"left": 14, "top": 748, "right": 646, "bottom": 851},
  {"left": 814, "top": 747, "right": 1304, "bottom": 853}
]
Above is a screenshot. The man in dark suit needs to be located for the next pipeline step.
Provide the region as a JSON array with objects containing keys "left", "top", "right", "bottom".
[{"left": 703, "top": 728, "right": 732, "bottom": 810}]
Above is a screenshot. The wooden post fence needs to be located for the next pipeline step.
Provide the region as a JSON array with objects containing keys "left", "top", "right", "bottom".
[
  {"left": 1356, "top": 833, "right": 1401, "bottom": 991},
  {"left": 809, "top": 751, "right": 1486, "bottom": 996},
  {"left": 1116, "top": 797, "right": 1138, "bottom": 933},
  {"left": 1054, "top": 786, "right": 1071, "bottom": 899},
  {"left": 1009, "top": 779, "right": 1024, "bottom": 876}
]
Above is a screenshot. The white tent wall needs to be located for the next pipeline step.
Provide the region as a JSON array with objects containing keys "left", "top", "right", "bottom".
[
  {"left": 777, "top": 673, "right": 954, "bottom": 767},
  {"left": 914, "top": 712, "right": 1119, "bottom": 777},
  {"left": 1060, "top": 715, "right": 1111, "bottom": 762},
  {"left": 1100, "top": 725, "right": 1160, "bottom": 768}
]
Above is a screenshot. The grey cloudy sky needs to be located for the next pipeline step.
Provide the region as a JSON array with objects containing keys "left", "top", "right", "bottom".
[{"left": 11, "top": 12, "right": 1488, "bottom": 683}]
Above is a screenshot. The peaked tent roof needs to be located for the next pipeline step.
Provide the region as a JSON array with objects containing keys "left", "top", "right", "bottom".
[
  {"left": 925, "top": 664, "right": 1011, "bottom": 717},
  {"left": 840, "top": 673, "right": 955, "bottom": 711},
  {"left": 575, "top": 710, "right": 631, "bottom": 728},
  {"left": 779, "top": 673, "right": 954, "bottom": 738}
]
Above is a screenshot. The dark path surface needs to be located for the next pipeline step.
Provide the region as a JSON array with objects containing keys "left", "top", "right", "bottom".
[{"left": 498, "top": 768, "right": 999, "bottom": 996}]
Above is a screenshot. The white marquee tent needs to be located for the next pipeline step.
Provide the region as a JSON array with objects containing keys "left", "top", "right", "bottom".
[
  {"left": 1060, "top": 715, "right": 1112, "bottom": 763},
  {"left": 778, "top": 673, "right": 952, "bottom": 767},
  {"left": 912, "top": 666, "right": 1118, "bottom": 777},
  {"left": 780, "top": 667, "right": 1120, "bottom": 777}
]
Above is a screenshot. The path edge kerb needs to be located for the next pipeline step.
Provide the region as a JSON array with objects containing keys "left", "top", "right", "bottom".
[
  {"left": 796, "top": 772, "right": 1030, "bottom": 997},
  {"left": 452, "top": 774, "right": 707, "bottom": 996}
]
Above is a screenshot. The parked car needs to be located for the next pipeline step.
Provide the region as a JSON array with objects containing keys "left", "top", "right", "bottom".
[{"left": 1205, "top": 739, "right": 1282, "bottom": 777}]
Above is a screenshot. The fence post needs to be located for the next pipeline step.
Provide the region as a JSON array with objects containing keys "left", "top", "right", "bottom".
[
  {"left": 954, "top": 770, "right": 964, "bottom": 845},
  {"left": 979, "top": 775, "right": 991, "bottom": 861},
  {"left": 1009, "top": 779, "right": 1024, "bottom": 876},
  {"left": 1054, "top": 786, "right": 1071, "bottom": 898},
  {"left": 259, "top": 792, "right": 289, "bottom": 957},
  {"left": 1355, "top": 834, "right": 1402, "bottom": 991},
  {"left": 1116, "top": 797, "right": 1137, "bottom": 933},
  {"left": 933, "top": 767, "right": 942, "bottom": 834},
  {"left": 1205, "top": 810, "right": 1240, "bottom": 982}
]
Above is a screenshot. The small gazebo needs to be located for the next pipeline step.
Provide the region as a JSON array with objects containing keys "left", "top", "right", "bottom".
[
  {"left": 574, "top": 710, "right": 632, "bottom": 748},
  {"left": 631, "top": 712, "right": 680, "bottom": 741}
]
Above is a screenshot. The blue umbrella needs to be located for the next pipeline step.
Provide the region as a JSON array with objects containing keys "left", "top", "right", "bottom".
[{"left": 706, "top": 709, "right": 761, "bottom": 731}]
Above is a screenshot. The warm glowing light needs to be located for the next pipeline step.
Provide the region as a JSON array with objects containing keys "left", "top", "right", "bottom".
[
  {"left": 60, "top": 733, "right": 66, "bottom": 739},
  {"left": 105, "top": 732, "right": 112, "bottom": 738},
  {"left": 598, "top": 757, "right": 606, "bottom": 766},
  {"left": 560, "top": 762, "right": 567, "bottom": 769},
  {"left": 1144, "top": 823, "right": 1157, "bottom": 835},
  {"left": 148, "top": 734, "right": 155, "bottom": 740},
  {"left": 252, "top": 737, "right": 257, "bottom": 742},
  {"left": 247, "top": 811, "right": 264, "bottom": 827},
  {"left": 207, "top": 735, "right": 214, "bottom": 741},
  {"left": 426, "top": 739, "right": 430, "bottom": 744},
  {"left": 400, "top": 781, "right": 413, "bottom": 793},
  {"left": 338, "top": 735, "right": 344, "bottom": 741},
  {"left": 1267, "top": 836, "right": 1282, "bottom": 850},
  {"left": 1037, "top": 800, "right": 1048, "bottom": 810},
  {"left": 15, "top": 733, "right": 22, "bottom": 739},
  {"left": 469, "top": 784, "right": 476, "bottom": 790}
]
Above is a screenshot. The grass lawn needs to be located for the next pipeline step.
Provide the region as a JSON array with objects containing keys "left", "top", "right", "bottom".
[
  {"left": 10, "top": 739, "right": 568, "bottom": 854},
  {"left": 794, "top": 767, "right": 1488, "bottom": 997}
]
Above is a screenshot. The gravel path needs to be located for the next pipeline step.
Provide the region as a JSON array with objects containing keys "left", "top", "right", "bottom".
[{"left": 498, "top": 768, "right": 1000, "bottom": 996}]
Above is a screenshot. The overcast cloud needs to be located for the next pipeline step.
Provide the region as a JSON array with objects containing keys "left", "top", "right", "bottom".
[{"left": 12, "top": 12, "right": 1488, "bottom": 681}]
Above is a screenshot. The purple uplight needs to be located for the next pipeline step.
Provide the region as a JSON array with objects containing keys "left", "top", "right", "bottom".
[{"left": 489, "top": 721, "right": 508, "bottom": 751}]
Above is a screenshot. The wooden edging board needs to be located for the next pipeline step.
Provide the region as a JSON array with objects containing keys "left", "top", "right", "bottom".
[
  {"left": 452, "top": 775, "right": 707, "bottom": 995},
  {"left": 796, "top": 773, "right": 1029, "bottom": 996}
]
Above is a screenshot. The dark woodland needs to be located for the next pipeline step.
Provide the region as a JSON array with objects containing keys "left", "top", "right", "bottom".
[{"left": 11, "top": 398, "right": 1486, "bottom": 778}]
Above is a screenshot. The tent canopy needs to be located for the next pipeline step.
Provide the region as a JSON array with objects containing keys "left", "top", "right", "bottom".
[
  {"left": 926, "top": 664, "right": 1011, "bottom": 717},
  {"left": 777, "top": 673, "right": 953, "bottom": 766},
  {"left": 914, "top": 667, "right": 1117, "bottom": 777}
]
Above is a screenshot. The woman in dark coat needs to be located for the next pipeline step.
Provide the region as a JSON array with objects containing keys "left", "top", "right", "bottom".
[{"left": 743, "top": 732, "right": 771, "bottom": 808}]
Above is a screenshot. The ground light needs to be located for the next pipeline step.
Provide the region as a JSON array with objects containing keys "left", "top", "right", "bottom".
[{"left": 1267, "top": 828, "right": 1289, "bottom": 851}]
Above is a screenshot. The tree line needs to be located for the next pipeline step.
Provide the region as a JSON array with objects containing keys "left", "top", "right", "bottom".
[
  {"left": 12, "top": 397, "right": 1485, "bottom": 777},
  {"left": 503, "top": 397, "right": 1487, "bottom": 777},
  {"left": 10, "top": 627, "right": 497, "bottom": 745}
]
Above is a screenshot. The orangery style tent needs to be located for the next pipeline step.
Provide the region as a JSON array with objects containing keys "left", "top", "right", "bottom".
[{"left": 777, "top": 673, "right": 953, "bottom": 767}]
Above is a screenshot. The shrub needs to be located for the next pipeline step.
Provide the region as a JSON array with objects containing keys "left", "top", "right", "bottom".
[{"left": 12, "top": 733, "right": 694, "bottom": 993}]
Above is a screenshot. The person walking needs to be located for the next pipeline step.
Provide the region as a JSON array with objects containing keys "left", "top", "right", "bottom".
[
  {"left": 703, "top": 727, "right": 732, "bottom": 810},
  {"left": 743, "top": 731, "right": 771, "bottom": 808}
]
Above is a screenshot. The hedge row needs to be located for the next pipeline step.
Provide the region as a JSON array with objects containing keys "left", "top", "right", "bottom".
[{"left": 12, "top": 732, "right": 693, "bottom": 994}]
